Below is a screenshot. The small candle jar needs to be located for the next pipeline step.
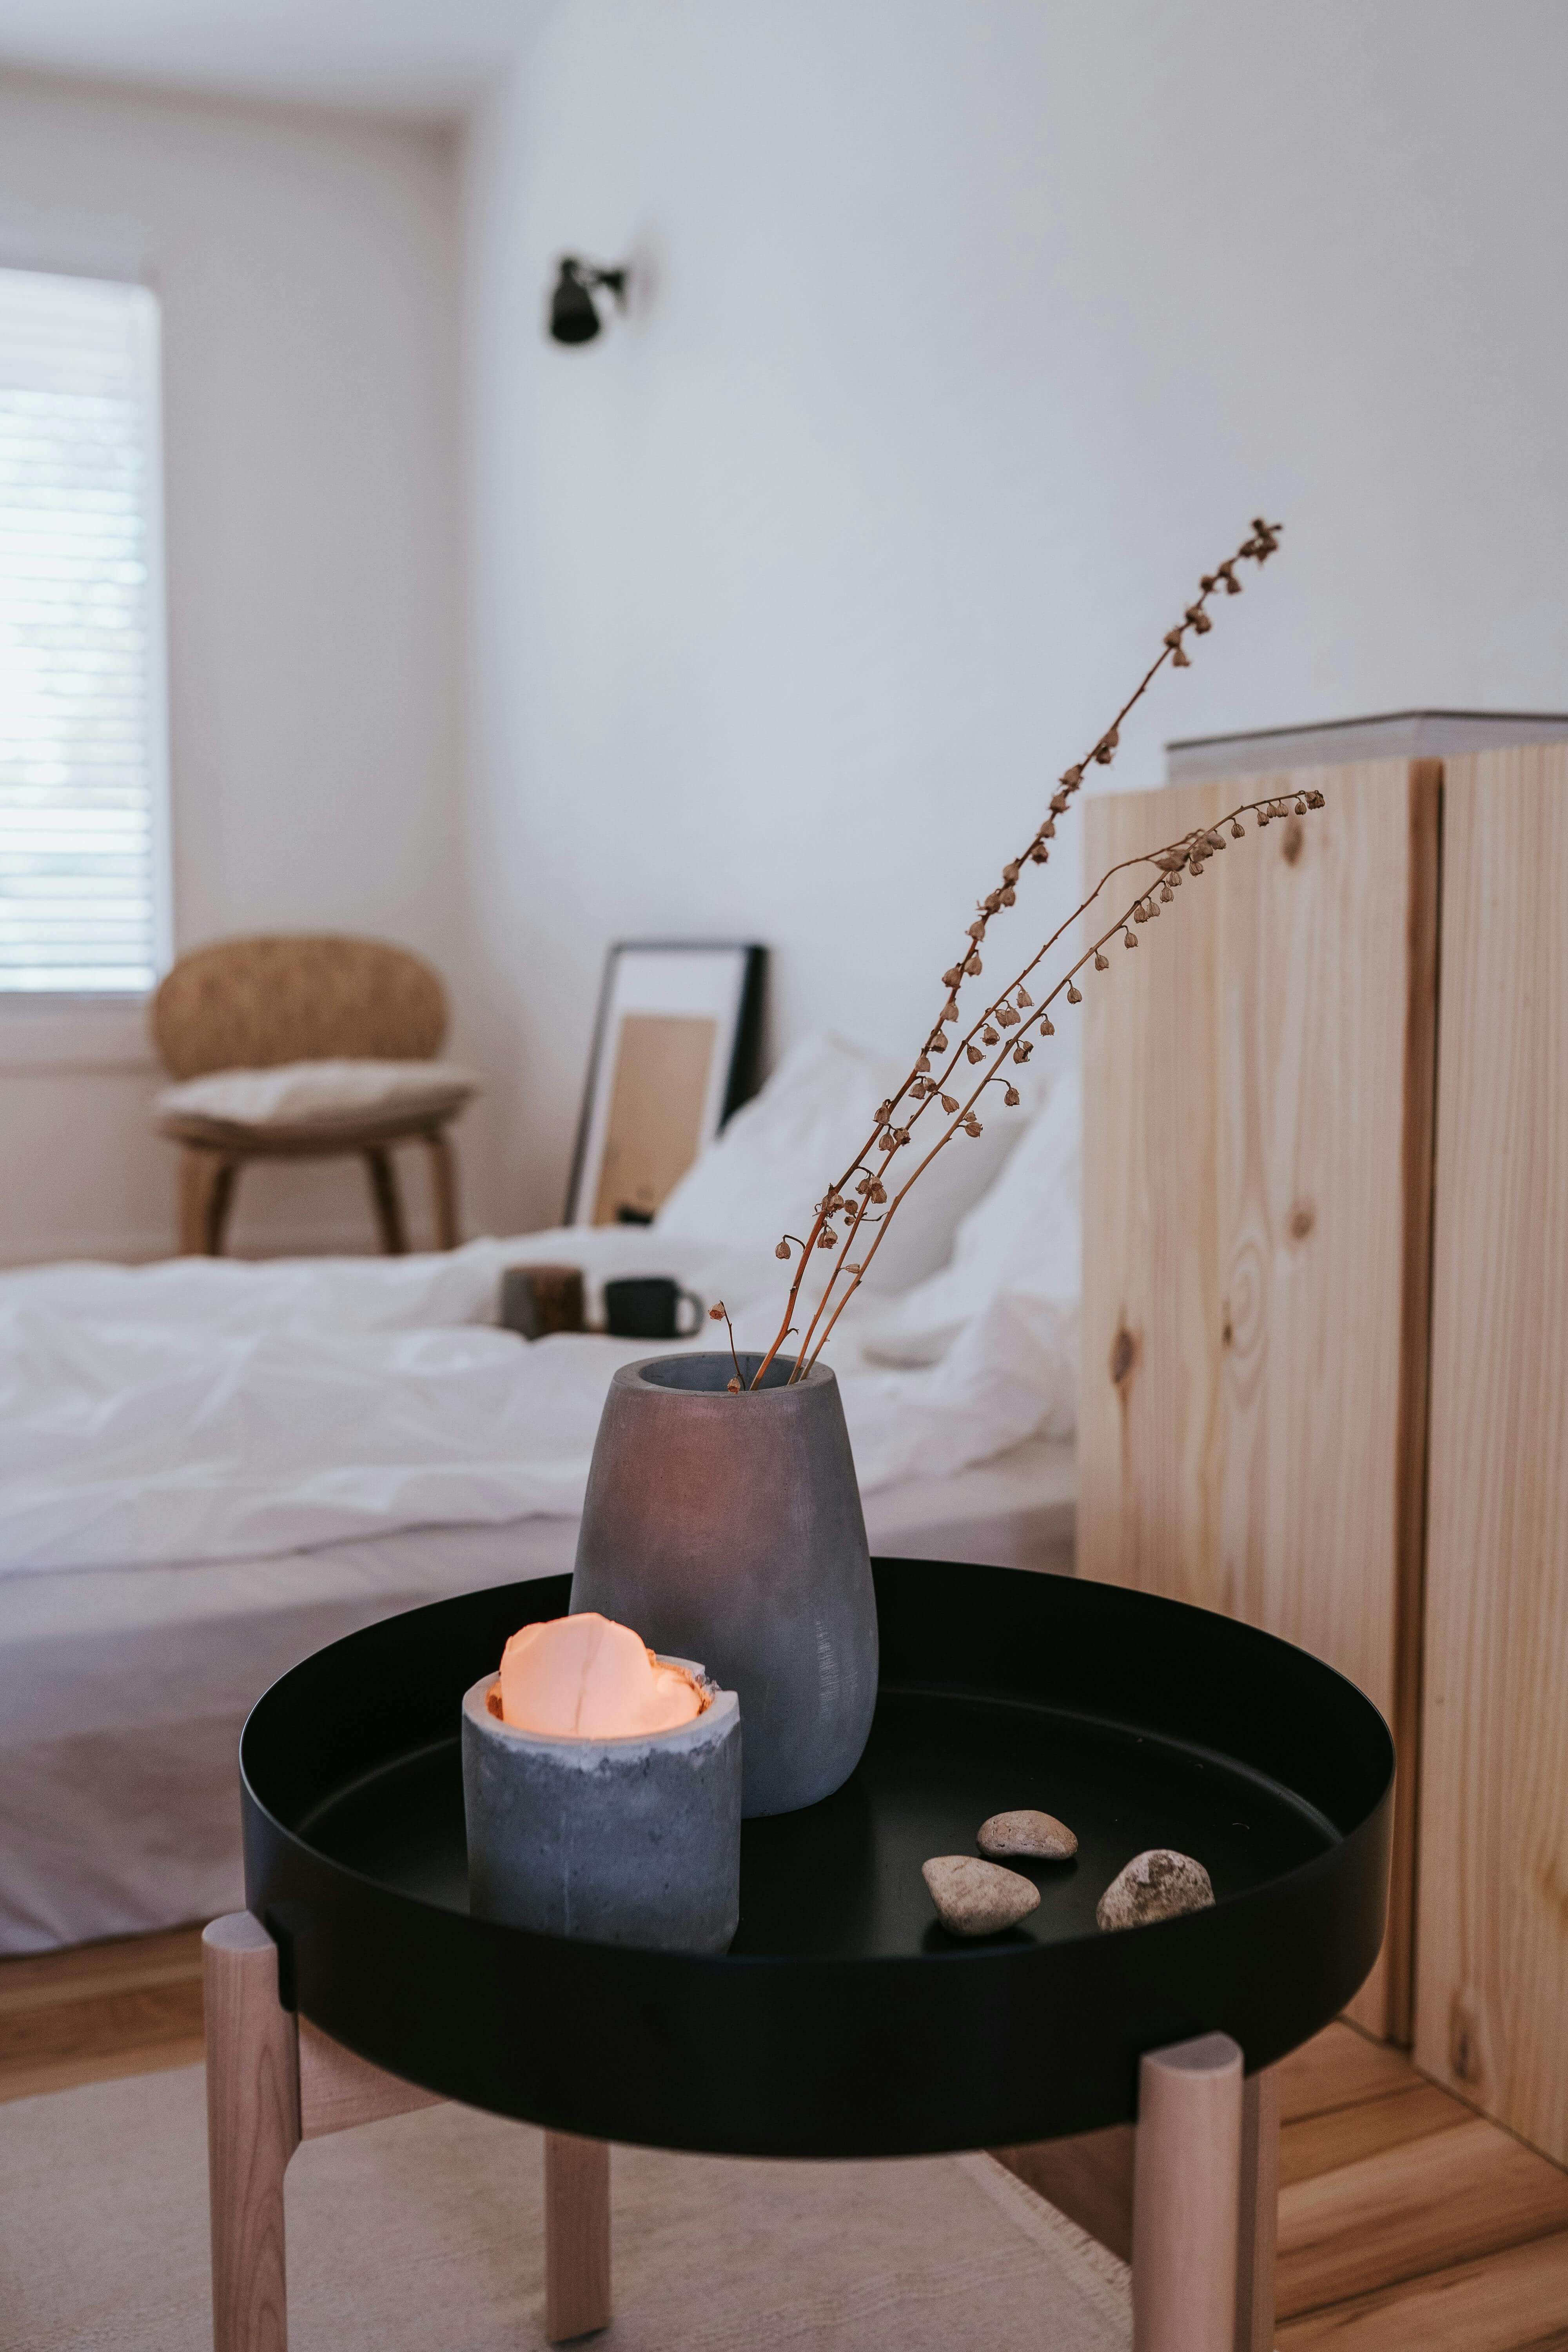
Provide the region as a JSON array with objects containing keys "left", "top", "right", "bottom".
[{"left": 460, "top": 1656, "right": 742, "bottom": 1953}]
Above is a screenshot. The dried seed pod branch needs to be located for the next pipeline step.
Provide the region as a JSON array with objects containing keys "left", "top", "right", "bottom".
[
  {"left": 795, "top": 787, "right": 1325, "bottom": 1371},
  {"left": 708, "top": 1299, "right": 745, "bottom": 1392},
  {"left": 749, "top": 518, "right": 1285, "bottom": 1390}
]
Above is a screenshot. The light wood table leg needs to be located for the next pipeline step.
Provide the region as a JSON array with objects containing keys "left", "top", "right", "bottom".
[
  {"left": 203, "top": 1915, "right": 301, "bottom": 2352},
  {"left": 1131, "top": 2030, "right": 1243, "bottom": 2352},
  {"left": 204, "top": 1912, "right": 609, "bottom": 2348},
  {"left": 544, "top": 2131, "right": 612, "bottom": 2342},
  {"left": 1234, "top": 2066, "right": 1278, "bottom": 2352}
]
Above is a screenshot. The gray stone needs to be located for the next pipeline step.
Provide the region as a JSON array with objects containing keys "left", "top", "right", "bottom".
[
  {"left": 571, "top": 1352, "right": 878, "bottom": 1818},
  {"left": 1095, "top": 1848, "right": 1215, "bottom": 1932},
  {"left": 923, "top": 1855, "right": 1042, "bottom": 1937},
  {"left": 461, "top": 1662, "right": 742, "bottom": 1953},
  {"left": 978, "top": 1809, "right": 1078, "bottom": 1861}
]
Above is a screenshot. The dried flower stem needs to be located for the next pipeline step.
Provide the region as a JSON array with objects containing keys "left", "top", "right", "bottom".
[
  {"left": 708, "top": 1299, "right": 745, "bottom": 1391},
  {"left": 748, "top": 518, "right": 1288, "bottom": 1390},
  {"left": 796, "top": 788, "right": 1324, "bottom": 1370}
]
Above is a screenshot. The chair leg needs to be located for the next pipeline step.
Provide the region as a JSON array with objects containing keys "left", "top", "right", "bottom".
[
  {"left": 1131, "top": 2031, "right": 1243, "bottom": 2352},
  {"left": 363, "top": 1147, "right": 408, "bottom": 1254},
  {"left": 204, "top": 1914, "right": 301, "bottom": 2352},
  {"left": 210, "top": 1160, "right": 240, "bottom": 1254},
  {"left": 544, "top": 2132, "right": 611, "bottom": 2343},
  {"left": 423, "top": 1128, "right": 461, "bottom": 1250},
  {"left": 180, "top": 1149, "right": 239, "bottom": 1256}
]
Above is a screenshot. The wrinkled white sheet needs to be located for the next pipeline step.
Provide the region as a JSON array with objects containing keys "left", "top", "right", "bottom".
[{"left": 0, "top": 1076, "right": 1078, "bottom": 1576}]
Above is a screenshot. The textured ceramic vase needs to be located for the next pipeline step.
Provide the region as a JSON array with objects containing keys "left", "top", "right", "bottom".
[
  {"left": 461, "top": 1660, "right": 741, "bottom": 1952},
  {"left": 571, "top": 1352, "right": 879, "bottom": 1817}
]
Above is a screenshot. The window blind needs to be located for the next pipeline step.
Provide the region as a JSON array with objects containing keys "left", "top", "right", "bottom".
[{"left": 0, "top": 267, "right": 168, "bottom": 993}]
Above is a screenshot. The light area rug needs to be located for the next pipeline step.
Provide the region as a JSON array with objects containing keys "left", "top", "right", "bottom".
[{"left": 0, "top": 2062, "right": 1131, "bottom": 2350}]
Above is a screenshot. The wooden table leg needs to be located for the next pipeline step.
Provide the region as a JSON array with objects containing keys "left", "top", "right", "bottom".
[
  {"left": 1131, "top": 2030, "right": 1243, "bottom": 2352},
  {"left": 544, "top": 2131, "right": 611, "bottom": 2342},
  {"left": 205, "top": 1913, "right": 613, "bottom": 2347},
  {"left": 1234, "top": 2066, "right": 1279, "bottom": 2352},
  {"left": 203, "top": 1914, "right": 301, "bottom": 2352}
]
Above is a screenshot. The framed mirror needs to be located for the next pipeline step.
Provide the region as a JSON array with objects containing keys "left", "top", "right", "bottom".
[{"left": 565, "top": 941, "right": 766, "bottom": 1227}]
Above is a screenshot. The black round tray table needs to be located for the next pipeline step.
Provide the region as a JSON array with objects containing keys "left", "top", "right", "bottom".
[{"left": 206, "top": 1559, "right": 1393, "bottom": 2352}]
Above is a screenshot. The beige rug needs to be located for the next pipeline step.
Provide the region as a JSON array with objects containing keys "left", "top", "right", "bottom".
[{"left": 0, "top": 2063, "right": 1130, "bottom": 2349}]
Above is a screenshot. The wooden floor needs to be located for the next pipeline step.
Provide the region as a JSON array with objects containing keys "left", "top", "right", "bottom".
[
  {"left": 997, "top": 2022, "right": 1568, "bottom": 2348},
  {"left": 4, "top": 1928, "right": 1568, "bottom": 2347},
  {"left": 0, "top": 1923, "right": 206, "bottom": 2103}
]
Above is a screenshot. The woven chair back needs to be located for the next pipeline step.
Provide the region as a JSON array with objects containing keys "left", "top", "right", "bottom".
[{"left": 151, "top": 934, "right": 449, "bottom": 1080}]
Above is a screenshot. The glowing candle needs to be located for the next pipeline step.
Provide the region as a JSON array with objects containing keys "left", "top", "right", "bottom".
[{"left": 493, "top": 1611, "right": 705, "bottom": 1739}]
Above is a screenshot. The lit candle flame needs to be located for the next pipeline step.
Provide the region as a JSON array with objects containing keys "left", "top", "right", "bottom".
[{"left": 495, "top": 1612, "right": 705, "bottom": 1739}]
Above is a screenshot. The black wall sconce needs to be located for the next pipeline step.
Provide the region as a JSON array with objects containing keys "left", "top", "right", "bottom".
[{"left": 548, "top": 256, "right": 629, "bottom": 346}]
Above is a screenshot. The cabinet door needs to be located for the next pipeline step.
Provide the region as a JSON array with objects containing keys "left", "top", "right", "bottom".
[
  {"left": 1416, "top": 745, "right": 1568, "bottom": 2163},
  {"left": 1080, "top": 759, "right": 1439, "bottom": 2042}
]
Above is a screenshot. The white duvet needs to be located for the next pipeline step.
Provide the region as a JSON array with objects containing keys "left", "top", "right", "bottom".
[{"left": 0, "top": 1048, "right": 1080, "bottom": 1575}]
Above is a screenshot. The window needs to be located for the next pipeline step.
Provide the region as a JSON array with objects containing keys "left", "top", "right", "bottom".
[{"left": 0, "top": 267, "right": 169, "bottom": 993}]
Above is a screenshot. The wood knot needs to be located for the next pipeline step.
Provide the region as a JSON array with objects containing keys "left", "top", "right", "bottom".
[
  {"left": 1109, "top": 1324, "right": 1137, "bottom": 1388},
  {"left": 1449, "top": 1990, "right": 1487, "bottom": 2087},
  {"left": 1281, "top": 815, "right": 1305, "bottom": 865},
  {"left": 1288, "top": 1200, "right": 1316, "bottom": 1242}
]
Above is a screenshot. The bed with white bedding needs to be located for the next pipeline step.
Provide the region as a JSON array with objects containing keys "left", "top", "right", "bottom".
[
  {"left": 0, "top": 1037, "right": 1080, "bottom": 1953},
  {"left": 0, "top": 1438, "right": 1073, "bottom": 1953}
]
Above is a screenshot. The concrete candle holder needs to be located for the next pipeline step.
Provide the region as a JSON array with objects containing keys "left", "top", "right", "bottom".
[{"left": 460, "top": 1659, "right": 742, "bottom": 1953}]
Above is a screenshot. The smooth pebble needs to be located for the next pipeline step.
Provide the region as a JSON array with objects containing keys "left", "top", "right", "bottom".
[
  {"left": 1096, "top": 1848, "right": 1214, "bottom": 1932},
  {"left": 978, "top": 1808, "right": 1078, "bottom": 1861},
  {"left": 923, "top": 1854, "right": 1042, "bottom": 1938}
]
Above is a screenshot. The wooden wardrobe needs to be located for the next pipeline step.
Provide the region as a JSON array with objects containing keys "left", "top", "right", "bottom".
[{"left": 1080, "top": 713, "right": 1568, "bottom": 2169}]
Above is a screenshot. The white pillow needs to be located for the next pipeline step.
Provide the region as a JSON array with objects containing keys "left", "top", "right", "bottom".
[
  {"left": 855, "top": 1063, "right": 1080, "bottom": 1365},
  {"left": 655, "top": 1032, "right": 1026, "bottom": 1295},
  {"left": 155, "top": 1059, "right": 482, "bottom": 1131}
]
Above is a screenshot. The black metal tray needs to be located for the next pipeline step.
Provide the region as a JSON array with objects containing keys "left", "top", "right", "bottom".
[{"left": 241, "top": 1560, "right": 1393, "bottom": 2160}]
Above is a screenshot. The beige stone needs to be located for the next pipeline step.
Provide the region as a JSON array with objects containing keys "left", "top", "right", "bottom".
[
  {"left": 922, "top": 1855, "right": 1042, "bottom": 1937},
  {"left": 1095, "top": 1849, "right": 1214, "bottom": 1932},
  {"left": 978, "top": 1809, "right": 1078, "bottom": 1861}
]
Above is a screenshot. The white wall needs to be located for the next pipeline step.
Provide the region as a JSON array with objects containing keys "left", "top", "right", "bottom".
[
  {"left": 463, "top": 0, "right": 1568, "bottom": 1231},
  {"left": 0, "top": 72, "right": 474, "bottom": 1261}
]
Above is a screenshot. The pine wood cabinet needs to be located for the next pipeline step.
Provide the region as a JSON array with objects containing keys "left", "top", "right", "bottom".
[
  {"left": 1081, "top": 719, "right": 1568, "bottom": 2165},
  {"left": 1414, "top": 746, "right": 1568, "bottom": 2168}
]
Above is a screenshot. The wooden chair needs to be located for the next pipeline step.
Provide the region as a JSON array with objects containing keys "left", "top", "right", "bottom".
[{"left": 150, "top": 934, "right": 472, "bottom": 1257}]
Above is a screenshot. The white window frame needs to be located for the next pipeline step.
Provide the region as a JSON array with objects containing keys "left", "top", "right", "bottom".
[{"left": 0, "top": 258, "right": 173, "bottom": 1042}]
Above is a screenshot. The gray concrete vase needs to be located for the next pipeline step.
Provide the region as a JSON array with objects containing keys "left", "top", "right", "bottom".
[
  {"left": 570, "top": 1352, "right": 879, "bottom": 1817},
  {"left": 461, "top": 1661, "right": 741, "bottom": 1953}
]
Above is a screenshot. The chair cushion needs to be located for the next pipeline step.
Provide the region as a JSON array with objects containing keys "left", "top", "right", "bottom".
[{"left": 153, "top": 1059, "right": 482, "bottom": 1134}]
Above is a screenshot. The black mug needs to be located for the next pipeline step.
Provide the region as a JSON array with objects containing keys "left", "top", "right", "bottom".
[{"left": 603, "top": 1276, "right": 705, "bottom": 1341}]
